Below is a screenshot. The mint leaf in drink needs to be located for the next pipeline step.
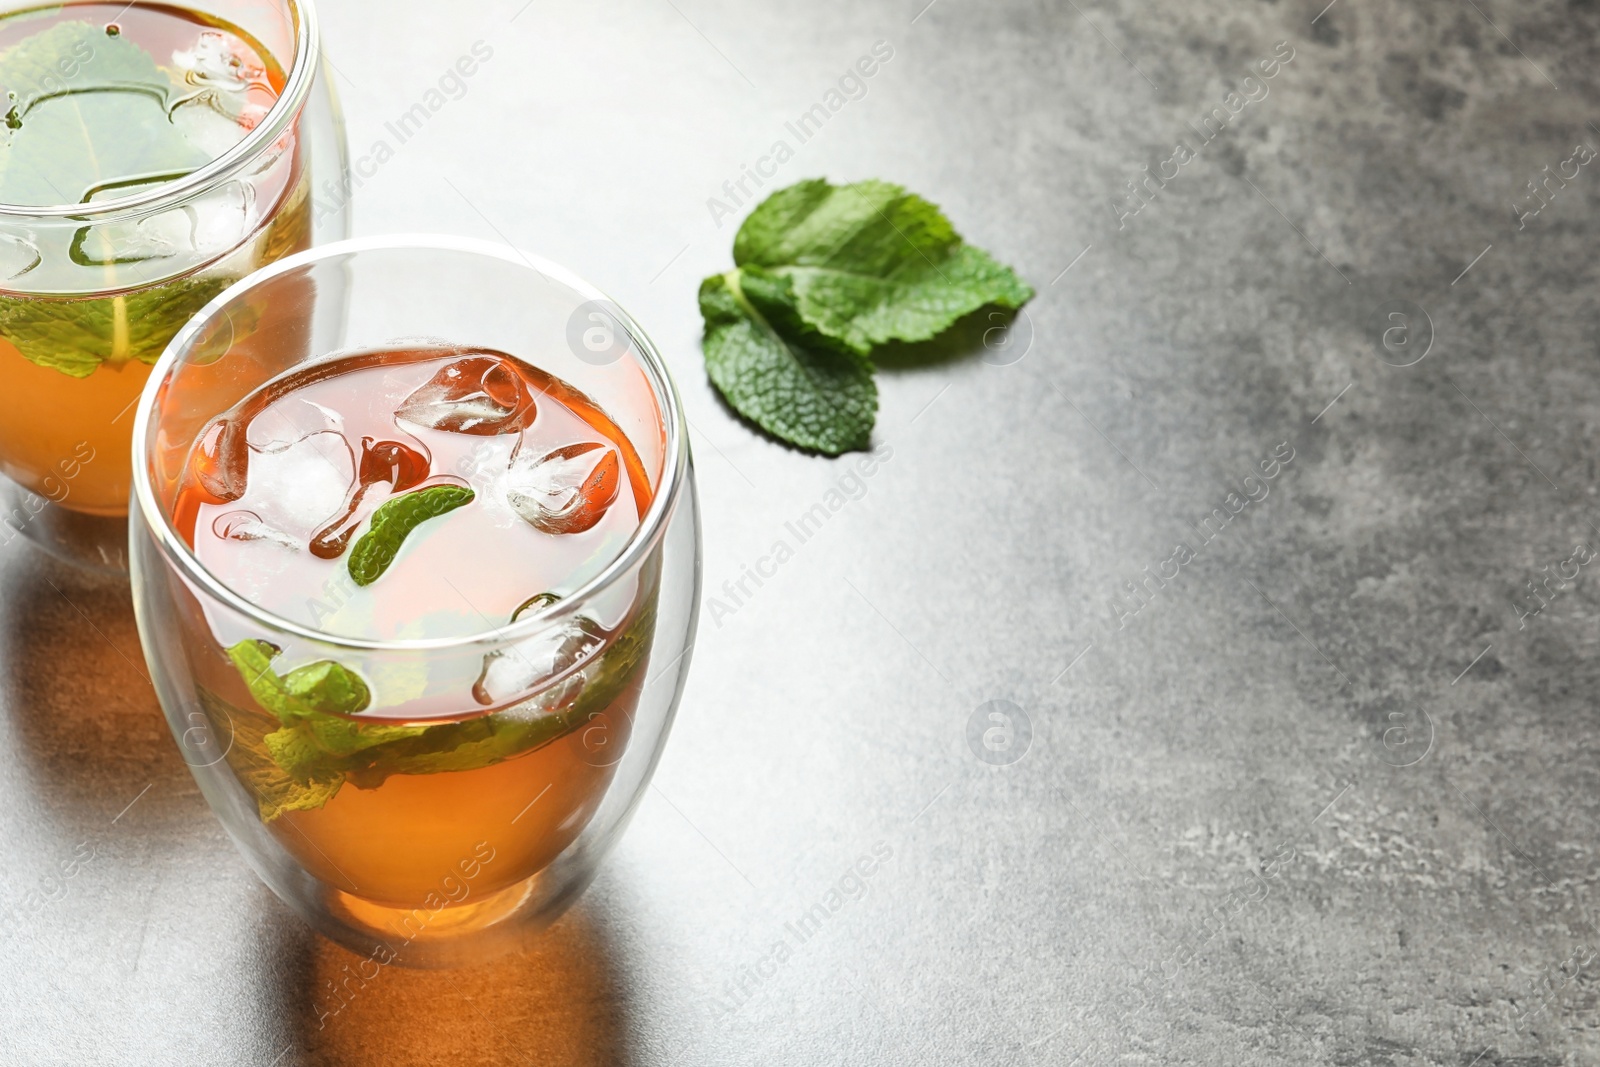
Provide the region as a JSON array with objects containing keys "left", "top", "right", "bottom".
[
  {"left": 346, "top": 485, "right": 475, "bottom": 587},
  {"left": 212, "top": 592, "right": 659, "bottom": 821},
  {"left": 226, "top": 639, "right": 422, "bottom": 752},
  {"left": 227, "top": 723, "right": 346, "bottom": 822},
  {"left": 222, "top": 640, "right": 430, "bottom": 817},
  {"left": 228, "top": 638, "right": 364, "bottom": 723},
  {"left": 734, "top": 179, "right": 1034, "bottom": 354},
  {"left": 699, "top": 267, "right": 876, "bottom": 455},
  {"left": 0, "top": 20, "right": 211, "bottom": 208},
  {"left": 283, "top": 660, "right": 372, "bottom": 716},
  {"left": 347, "top": 595, "right": 658, "bottom": 785},
  {"left": 0, "top": 20, "right": 249, "bottom": 377},
  {"left": 699, "top": 178, "right": 1031, "bottom": 451},
  {"left": 0, "top": 273, "right": 232, "bottom": 377}
]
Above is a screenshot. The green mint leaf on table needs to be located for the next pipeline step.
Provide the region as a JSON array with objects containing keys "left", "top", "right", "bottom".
[
  {"left": 699, "top": 267, "right": 877, "bottom": 455},
  {"left": 700, "top": 178, "right": 1032, "bottom": 452},
  {"left": 734, "top": 179, "right": 1033, "bottom": 353},
  {"left": 347, "top": 485, "right": 475, "bottom": 586}
]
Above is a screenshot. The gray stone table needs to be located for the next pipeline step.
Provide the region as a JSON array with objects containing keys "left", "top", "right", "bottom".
[{"left": 4, "top": 0, "right": 1600, "bottom": 1063}]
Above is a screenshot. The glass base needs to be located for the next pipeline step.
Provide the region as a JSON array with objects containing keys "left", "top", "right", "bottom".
[
  {"left": 314, "top": 860, "right": 597, "bottom": 969},
  {"left": 0, "top": 475, "right": 129, "bottom": 576}
]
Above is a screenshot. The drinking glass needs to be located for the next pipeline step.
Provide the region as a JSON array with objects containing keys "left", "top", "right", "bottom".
[
  {"left": 130, "top": 235, "right": 701, "bottom": 965},
  {"left": 0, "top": 0, "right": 350, "bottom": 574}
]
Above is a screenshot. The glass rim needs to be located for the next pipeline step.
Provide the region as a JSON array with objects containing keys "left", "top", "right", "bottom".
[
  {"left": 0, "top": 0, "right": 320, "bottom": 219},
  {"left": 130, "top": 232, "right": 691, "bottom": 654}
]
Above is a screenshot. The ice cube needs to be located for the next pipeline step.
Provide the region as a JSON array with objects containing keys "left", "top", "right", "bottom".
[
  {"left": 472, "top": 618, "right": 606, "bottom": 707},
  {"left": 505, "top": 442, "right": 621, "bottom": 535},
  {"left": 244, "top": 429, "right": 353, "bottom": 537},
  {"left": 0, "top": 233, "right": 40, "bottom": 280},
  {"left": 169, "top": 31, "right": 274, "bottom": 154},
  {"left": 499, "top": 673, "right": 586, "bottom": 723},
  {"left": 308, "top": 437, "right": 432, "bottom": 559},
  {"left": 191, "top": 416, "right": 248, "bottom": 502},
  {"left": 170, "top": 94, "right": 251, "bottom": 161},
  {"left": 396, "top": 355, "right": 539, "bottom": 436},
  {"left": 172, "top": 32, "right": 254, "bottom": 95},
  {"left": 358, "top": 437, "right": 430, "bottom": 491},
  {"left": 79, "top": 179, "right": 253, "bottom": 262},
  {"left": 212, "top": 509, "right": 297, "bottom": 549},
  {"left": 247, "top": 398, "right": 342, "bottom": 454}
]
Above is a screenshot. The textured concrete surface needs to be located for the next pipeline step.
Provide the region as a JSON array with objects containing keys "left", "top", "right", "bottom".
[{"left": 6, "top": 0, "right": 1600, "bottom": 1062}]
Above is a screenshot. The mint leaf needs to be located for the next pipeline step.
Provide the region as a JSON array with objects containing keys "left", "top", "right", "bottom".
[
  {"left": 222, "top": 641, "right": 428, "bottom": 817},
  {"left": 227, "top": 639, "right": 369, "bottom": 724},
  {"left": 347, "top": 485, "right": 475, "bottom": 586},
  {"left": 699, "top": 267, "right": 876, "bottom": 455},
  {"left": 226, "top": 639, "right": 424, "bottom": 762},
  {"left": 699, "top": 178, "right": 1031, "bottom": 452},
  {"left": 227, "top": 639, "right": 424, "bottom": 744},
  {"left": 212, "top": 593, "right": 660, "bottom": 822},
  {"left": 0, "top": 20, "right": 209, "bottom": 207},
  {"left": 283, "top": 660, "right": 371, "bottom": 715},
  {"left": 733, "top": 179, "right": 1033, "bottom": 354},
  {"left": 0, "top": 273, "right": 232, "bottom": 377},
  {"left": 0, "top": 21, "right": 243, "bottom": 377},
  {"left": 348, "top": 595, "right": 658, "bottom": 786}
]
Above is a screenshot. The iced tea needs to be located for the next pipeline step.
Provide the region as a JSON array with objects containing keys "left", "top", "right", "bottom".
[
  {"left": 175, "top": 346, "right": 657, "bottom": 910},
  {"left": 0, "top": 2, "right": 311, "bottom": 513}
]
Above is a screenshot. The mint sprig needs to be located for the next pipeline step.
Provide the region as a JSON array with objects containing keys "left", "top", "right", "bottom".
[
  {"left": 214, "top": 594, "right": 659, "bottom": 824},
  {"left": 699, "top": 268, "right": 877, "bottom": 455},
  {"left": 222, "top": 640, "right": 428, "bottom": 822},
  {"left": 347, "top": 485, "right": 474, "bottom": 587},
  {"left": 699, "top": 178, "right": 1032, "bottom": 453}
]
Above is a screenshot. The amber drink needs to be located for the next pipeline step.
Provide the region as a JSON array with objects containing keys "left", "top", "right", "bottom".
[
  {"left": 0, "top": 0, "right": 344, "bottom": 569},
  {"left": 176, "top": 346, "right": 657, "bottom": 911},
  {"left": 131, "top": 235, "right": 701, "bottom": 963}
]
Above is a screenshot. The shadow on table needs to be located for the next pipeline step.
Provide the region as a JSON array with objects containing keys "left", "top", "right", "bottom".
[
  {"left": 287, "top": 905, "right": 634, "bottom": 1067},
  {"left": 871, "top": 304, "right": 1026, "bottom": 372},
  {"left": 0, "top": 549, "right": 180, "bottom": 818}
]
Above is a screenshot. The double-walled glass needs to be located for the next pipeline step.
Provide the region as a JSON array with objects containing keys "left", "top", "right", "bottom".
[
  {"left": 0, "top": 0, "right": 350, "bottom": 573},
  {"left": 130, "top": 236, "right": 700, "bottom": 965}
]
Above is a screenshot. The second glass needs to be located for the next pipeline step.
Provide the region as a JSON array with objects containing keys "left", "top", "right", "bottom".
[{"left": 0, "top": 0, "right": 349, "bottom": 573}]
